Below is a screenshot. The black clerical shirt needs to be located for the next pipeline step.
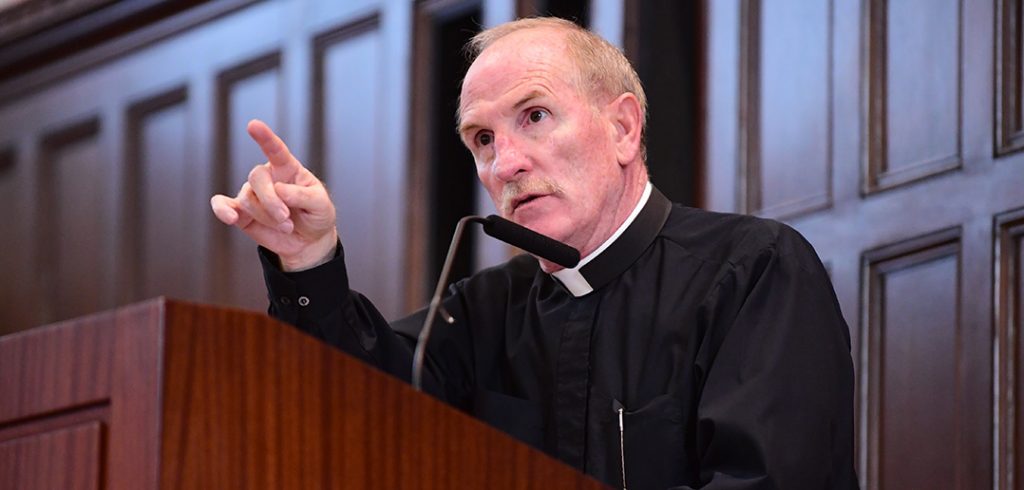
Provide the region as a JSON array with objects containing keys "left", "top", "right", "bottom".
[{"left": 260, "top": 186, "right": 858, "bottom": 490}]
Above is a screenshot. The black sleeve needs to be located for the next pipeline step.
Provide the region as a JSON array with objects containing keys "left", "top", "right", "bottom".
[
  {"left": 259, "top": 242, "right": 444, "bottom": 395},
  {"left": 688, "top": 227, "right": 858, "bottom": 489}
]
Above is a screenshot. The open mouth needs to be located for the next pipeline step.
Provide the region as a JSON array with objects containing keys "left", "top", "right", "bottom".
[{"left": 512, "top": 193, "right": 546, "bottom": 213}]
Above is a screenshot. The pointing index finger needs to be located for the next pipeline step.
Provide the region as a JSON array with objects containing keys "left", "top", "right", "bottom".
[{"left": 247, "top": 119, "right": 299, "bottom": 173}]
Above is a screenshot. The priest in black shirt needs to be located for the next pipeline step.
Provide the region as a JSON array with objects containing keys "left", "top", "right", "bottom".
[{"left": 211, "top": 17, "right": 858, "bottom": 490}]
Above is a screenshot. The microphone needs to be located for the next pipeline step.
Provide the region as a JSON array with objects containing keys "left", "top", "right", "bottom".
[
  {"left": 480, "top": 215, "right": 580, "bottom": 269},
  {"left": 411, "top": 215, "right": 580, "bottom": 391}
]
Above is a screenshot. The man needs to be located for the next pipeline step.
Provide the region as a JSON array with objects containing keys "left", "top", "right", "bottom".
[{"left": 211, "top": 17, "right": 857, "bottom": 490}]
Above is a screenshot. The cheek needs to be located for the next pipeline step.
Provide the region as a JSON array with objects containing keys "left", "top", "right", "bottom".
[
  {"left": 548, "top": 128, "right": 590, "bottom": 167},
  {"left": 476, "top": 165, "right": 502, "bottom": 199}
]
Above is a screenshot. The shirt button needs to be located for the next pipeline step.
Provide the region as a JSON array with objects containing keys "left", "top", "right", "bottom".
[
  {"left": 280, "top": 296, "right": 291, "bottom": 305},
  {"left": 298, "top": 296, "right": 310, "bottom": 306}
]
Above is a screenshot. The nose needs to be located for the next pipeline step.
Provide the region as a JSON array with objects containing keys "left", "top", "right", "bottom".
[{"left": 491, "top": 133, "right": 531, "bottom": 182}]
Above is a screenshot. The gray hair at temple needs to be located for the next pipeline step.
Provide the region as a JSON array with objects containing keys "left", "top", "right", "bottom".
[{"left": 461, "top": 17, "right": 649, "bottom": 161}]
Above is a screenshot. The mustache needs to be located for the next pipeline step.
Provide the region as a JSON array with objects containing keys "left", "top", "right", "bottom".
[{"left": 499, "top": 179, "right": 563, "bottom": 215}]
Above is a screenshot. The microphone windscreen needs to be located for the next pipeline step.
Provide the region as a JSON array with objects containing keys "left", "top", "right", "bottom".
[{"left": 482, "top": 215, "right": 580, "bottom": 268}]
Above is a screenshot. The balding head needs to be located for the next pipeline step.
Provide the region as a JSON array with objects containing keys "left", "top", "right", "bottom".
[{"left": 459, "top": 17, "right": 648, "bottom": 161}]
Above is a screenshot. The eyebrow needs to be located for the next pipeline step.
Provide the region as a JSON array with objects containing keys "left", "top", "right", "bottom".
[
  {"left": 512, "top": 90, "right": 545, "bottom": 110},
  {"left": 457, "top": 90, "right": 548, "bottom": 137}
]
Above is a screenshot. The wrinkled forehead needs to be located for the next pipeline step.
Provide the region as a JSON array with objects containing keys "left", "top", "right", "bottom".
[{"left": 458, "top": 29, "right": 578, "bottom": 117}]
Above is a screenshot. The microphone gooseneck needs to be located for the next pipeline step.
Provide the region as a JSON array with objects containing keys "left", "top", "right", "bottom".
[
  {"left": 411, "top": 216, "right": 485, "bottom": 392},
  {"left": 411, "top": 215, "right": 581, "bottom": 392}
]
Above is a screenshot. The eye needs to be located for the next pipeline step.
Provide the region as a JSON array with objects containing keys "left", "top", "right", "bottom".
[
  {"left": 527, "top": 109, "right": 549, "bottom": 124},
  {"left": 475, "top": 131, "right": 493, "bottom": 147}
]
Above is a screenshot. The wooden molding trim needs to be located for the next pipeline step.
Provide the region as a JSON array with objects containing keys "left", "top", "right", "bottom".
[
  {"left": 736, "top": 0, "right": 761, "bottom": 215},
  {"left": 0, "top": 0, "right": 256, "bottom": 105},
  {"left": 995, "top": 207, "right": 1024, "bottom": 490},
  {"left": 995, "top": 0, "right": 1024, "bottom": 156}
]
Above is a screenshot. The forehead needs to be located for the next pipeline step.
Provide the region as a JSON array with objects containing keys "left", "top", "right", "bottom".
[{"left": 458, "top": 29, "right": 578, "bottom": 118}]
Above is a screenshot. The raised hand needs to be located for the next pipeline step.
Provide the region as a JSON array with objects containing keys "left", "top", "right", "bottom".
[{"left": 210, "top": 119, "right": 338, "bottom": 271}]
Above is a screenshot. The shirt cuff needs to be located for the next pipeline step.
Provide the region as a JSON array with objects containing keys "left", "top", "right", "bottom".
[{"left": 259, "top": 241, "right": 349, "bottom": 323}]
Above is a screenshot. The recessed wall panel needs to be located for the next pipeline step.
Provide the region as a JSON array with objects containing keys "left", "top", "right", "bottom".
[
  {"left": 215, "top": 53, "right": 282, "bottom": 309},
  {"left": 865, "top": 0, "right": 962, "bottom": 192},
  {"left": 315, "top": 18, "right": 398, "bottom": 317},
  {"left": 753, "top": 0, "right": 831, "bottom": 218},
  {"left": 0, "top": 422, "right": 103, "bottom": 490},
  {"left": 38, "top": 119, "right": 113, "bottom": 324},
  {"left": 995, "top": 0, "right": 1024, "bottom": 154},
  {"left": 885, "top": 0, "right": 960, "bottom": 173},
  {"left": 127, "top": 88, "right": 194, "bottom": 303},
  {"left": 863, "top": 229, "right": 962, "bottom": 489}
]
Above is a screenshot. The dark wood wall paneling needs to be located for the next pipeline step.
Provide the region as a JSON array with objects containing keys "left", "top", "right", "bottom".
[
  {"left": 862, "top": 228, "right": 963, "bottom": 490},
  {"left": 312, "top": 14, "right": 401, "bottom": 317},
  {"left": 996, "top": 0, "right": 1024, "bottom": 155},
  {"left": 0, "top": 1, "right": 416, "bottom": 332},
  {"left": 864, "top": 0, "right": 963, "bottom": 193},
  {"left": 517, "top": 0, "right": 589, "bottom": 25},
  {"left": 123, "top": 86, "right": 193, "bottom": 305},
  {"left": 37, "top": 118, "right": 111, "bottom": 325},
  {"left": 0, "top": 0, "right": 258, "bottom": 101},
  {"left": 996, "top": 207, "right": 1024, "bottom": 490},
  {"left": 628, "top": 0, "right": 702, "bottom": 207},
  {"left": 991, "top": 3, "right": 1024, "bottom": 489},
  {"left": 407, "top": 0, "right": 484, "bottom": 310},
  {"left": 0, "top": 147, "right": 35, "bottom": 331},
  {"left": 706, "top": 0, "right": 1020, "bottom": 488},
  {"left": 738, "top": 0, "right": 832, "bottom": 219},
  {"left": 212, "top": 52, "right": 283, "bottom": 309}
]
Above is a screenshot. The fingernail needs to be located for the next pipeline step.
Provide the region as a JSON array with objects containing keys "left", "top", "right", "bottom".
[
  {"left": 277, "top": 206, "right": 290, "bottom": 221},
  {"left": 277, "top": 220, "right": 294, "bottom": 233}
]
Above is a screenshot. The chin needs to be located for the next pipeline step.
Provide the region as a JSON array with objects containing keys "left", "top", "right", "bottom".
[{"left": 520, "top": 217, "right": 571, "bottom": 245}]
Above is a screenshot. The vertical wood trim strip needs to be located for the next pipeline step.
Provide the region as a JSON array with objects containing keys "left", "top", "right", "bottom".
[
  {"left": 995, "top": 0, "right": 1024, "bottom": 156},
  {"left": 995, "top": 208, "right": 1024, "bottom": 490},
  {"left": 863, "top": 0, "right": 888, "bottom": 195},
  {"left": 406, "top": 8, "right": 434, "bottom": 311},
  {"left": 737, "top": 0, "right": 761, "bottom": 214}
]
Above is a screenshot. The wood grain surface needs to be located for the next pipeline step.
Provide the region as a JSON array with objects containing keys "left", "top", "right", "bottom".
[{"left": 0, "top": 298, "right": 607, "bottom": 489}]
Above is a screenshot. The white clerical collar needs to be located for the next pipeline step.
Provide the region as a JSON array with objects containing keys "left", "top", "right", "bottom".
[{"left": 551, "top": 182, "right": 654, "bottom": 297}]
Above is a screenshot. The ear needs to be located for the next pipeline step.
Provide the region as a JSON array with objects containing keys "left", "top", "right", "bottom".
[{"left": 606, "top": 92, "right": 643, "bottom": 166}]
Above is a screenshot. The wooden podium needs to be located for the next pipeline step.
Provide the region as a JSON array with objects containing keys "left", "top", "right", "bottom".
[{"left": 0, "top": 299, "right": 607, "bottom": 490}]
